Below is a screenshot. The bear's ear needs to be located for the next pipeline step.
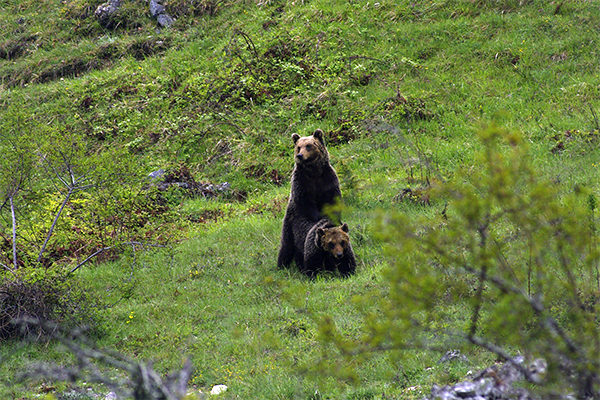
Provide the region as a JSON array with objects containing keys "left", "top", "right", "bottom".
[
  {"left": 313, "top": 129, "right": 325, "bottom": 143},
  {"left": 292, "top": 133, "right": 300, "bottom": 144},
  {"left": 341, "top": 223, "right": 349, "bottom": 232},
  {"left": 317, "top": 228, "right": 325, "bottom": 238}
]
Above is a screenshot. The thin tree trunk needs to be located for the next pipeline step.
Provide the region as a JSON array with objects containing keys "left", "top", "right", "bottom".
[
  {"left": 37, "top": 187, "right": 73, "bottom": 264},
  {"left": 10, "top": 196, "right": 17, "bottom": 270}
]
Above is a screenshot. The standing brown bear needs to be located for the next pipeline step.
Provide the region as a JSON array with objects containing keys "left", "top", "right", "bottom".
[
  {"left": 303, "top": 219, "right": 356, "bottom": 278},
  {"left": 277, "top": 129, "right": 342, "bottom": 270}
]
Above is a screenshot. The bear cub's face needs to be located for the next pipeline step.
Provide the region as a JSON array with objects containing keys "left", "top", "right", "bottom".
[
  {"left": 317, "top": 223, "right": 350, "bottom": 259},
  {"left": 292, "top": 129, "right": 326, "bottom": 165}
]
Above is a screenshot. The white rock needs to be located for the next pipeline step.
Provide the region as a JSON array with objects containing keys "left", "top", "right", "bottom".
[{"left": 211, "top": 384, "right": 228, "bottom": 395}]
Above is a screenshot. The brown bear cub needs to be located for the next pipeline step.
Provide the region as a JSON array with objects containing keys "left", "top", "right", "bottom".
[
  {"left": 277, "top": 129, "right": 342, "bottom": 270},
  {"left": 303, "top": 219, "right": 356, "bottom": 278}
]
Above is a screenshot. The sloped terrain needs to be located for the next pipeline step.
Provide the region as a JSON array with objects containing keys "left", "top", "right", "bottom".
[{"left": 1, "top": 1, "right": 599, "bottom": 399}]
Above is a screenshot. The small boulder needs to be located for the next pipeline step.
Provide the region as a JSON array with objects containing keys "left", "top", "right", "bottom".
[
  {"left": 95, "top": 0, "right": 121, "bottom": 27},
  {"left": 157, "top": 13, "right": 174, "bottom": 28},
  {"left": 149, "top": 0, "right": 174, "bottom": 28},
  {"left": 210, "top": 384, "right": 228, "bottom": 395}
]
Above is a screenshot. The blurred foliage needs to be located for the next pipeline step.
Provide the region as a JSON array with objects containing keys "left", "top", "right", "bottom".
[{"left": 316, "top": 124, "right": 600, "bottom": 398}]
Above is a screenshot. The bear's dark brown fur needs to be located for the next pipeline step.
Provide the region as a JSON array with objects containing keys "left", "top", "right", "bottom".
[
  {"left": 277, "top": 129, "right": 342, "bottom": 270},
  {"left": 303, "top": 219, "right": 356, "bottom": 278}
]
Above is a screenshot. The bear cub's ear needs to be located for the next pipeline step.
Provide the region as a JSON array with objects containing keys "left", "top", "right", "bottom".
[
  {"left": 292, "top": 133, "right": 300, "bottom": 144},
  {"left": 316, "top": 228, "right": 325, "bottom": 238},
  {"left": 341, "top": 223, "right": 349, "bottom": 232},
  {"left": 313, "top": 129, "right": 324, "bottom": 143}
]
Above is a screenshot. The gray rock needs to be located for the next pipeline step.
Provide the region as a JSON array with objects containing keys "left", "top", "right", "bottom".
[
  {"left": 149, "top": 0, "right": 165, "bottom": 16},
  {"left": 148, "top": 169, "right": 165, "bottom": 180},
  {"left": 453, "top": 381, "right": 478, "bottom": 398},
  {"left": 156, "top": 13, "right": 174, "bottom": 28},
  {"left": 498, "top": 355, "right": 525, "bottom": 384},
  {"left": 439, "top": 350, "right": 469, "bottom": 364},
  {"left": 211, "top": 384, "right": 228, "bottom": 395},
  {"left": 95, "top": 0, "right": 121, "bottom": 26},
  {"left": 475, "top": 379, "right": 494, "bottom": 397},
  {"left": 430, "top": 385, "right": 460, "bottom": 400},
  {"left": 149, "top": 0, "right": 174, "bottom": 28},
  {"left": 425, "top": 356, "right": 547, "bottom": 400}
]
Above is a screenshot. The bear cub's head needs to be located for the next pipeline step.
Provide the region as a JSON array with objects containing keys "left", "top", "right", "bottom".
[
  {"left": 292, "top": 129, "right": 328, "bottom": 167},
  {"left": 317, "top": 223, "right": 350, "bottom": 259}
]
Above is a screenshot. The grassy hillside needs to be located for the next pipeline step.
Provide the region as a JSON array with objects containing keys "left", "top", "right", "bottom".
[{"left": 1, "top": 0, "right": 599, "bottom": 399}]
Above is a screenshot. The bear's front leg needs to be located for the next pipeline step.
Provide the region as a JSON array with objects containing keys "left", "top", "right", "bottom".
[
  {"left": 302, "top": 252, "right": 324, "bottom": 278},
  {"left": 338, "top": 251, "right": 357, "bottom": 277},
  {"left": 277, "top": 221, "right": 295, "bottom": 268}
]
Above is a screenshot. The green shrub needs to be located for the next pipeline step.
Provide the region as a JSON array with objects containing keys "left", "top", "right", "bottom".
[
  {"left": 0, "top": 268, "right": 101, "bottom": 340},
  {"left": 317, "top": 124, "right": 599, "bottom": 398}
]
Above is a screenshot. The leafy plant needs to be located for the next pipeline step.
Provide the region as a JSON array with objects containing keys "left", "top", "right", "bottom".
[
  {"left": 0, "top": 128, "right": 175, "bottom": 340},
  {"left": 316, "top": 124, "right": 600, "bottom": 399}
]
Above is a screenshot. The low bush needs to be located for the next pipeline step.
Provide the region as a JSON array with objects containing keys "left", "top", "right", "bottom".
[{"left": 0, "top": 268, "right": 101, "bottom": 340}]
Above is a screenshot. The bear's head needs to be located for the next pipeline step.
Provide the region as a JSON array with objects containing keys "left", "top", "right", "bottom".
[
  {"left": 292, "top": 129, "right": 329, "bottom": 167},
  {"left": 317, "top": 223, "right": 350, "bottom": 259}
]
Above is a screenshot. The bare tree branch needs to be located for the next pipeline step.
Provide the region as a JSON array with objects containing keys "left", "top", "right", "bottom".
[
  {"left": 0, "top": 137, "right": 32, "bottom": 270},
  {"left": 37, "top": 186, "right": 74, "bottom": 264},
  {"left": 14, "top": 318, "right": 194, "bottom": 400},
  {"left": 36, "top": 150, "right": 95, "bottom": 264},
  {"left": 68, "top": 241, "right": 167, "bottom": 276},
  {"left": 1, "top": 262, "right": 17, "bottom": 279},
  {"left": 9, "top": 196, "right": 17, "bottom": 270}
]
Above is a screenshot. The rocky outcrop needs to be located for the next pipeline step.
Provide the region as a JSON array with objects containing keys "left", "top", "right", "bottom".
[
  {"left": 425, "top": 355, "right": 551, "bottom": 400},
  {"left": 95, "top": 0, "right": 121, "bottom": 28},
  {"left": 95, "top": 0, "right": 174, "bottom": 29},
  {"left": 147, "top": 169, "right": 236, "bottom": 199},
  {"left": 149, "top": 0, "right": 174, "bottom": 28}
]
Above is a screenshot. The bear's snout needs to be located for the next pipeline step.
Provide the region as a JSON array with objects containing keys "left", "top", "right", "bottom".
[
  {"left": 296, "top": 153, "right": 304, "bottom": 160},
  {"left": 333, "top": 247, "right": 344, "bottom": 258}
]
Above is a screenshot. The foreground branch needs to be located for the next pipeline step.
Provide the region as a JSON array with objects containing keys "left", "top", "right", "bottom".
[{"left": 14, "top": 318, "right": 193, "bottom": 400}]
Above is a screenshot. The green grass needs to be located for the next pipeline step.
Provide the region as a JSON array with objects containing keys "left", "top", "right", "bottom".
[
  {"left": 68, "top": 212, "right": 496, "bottom": 399},
  {"left": 1, "top": 0, "right": 600, "bottom": 398}
]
